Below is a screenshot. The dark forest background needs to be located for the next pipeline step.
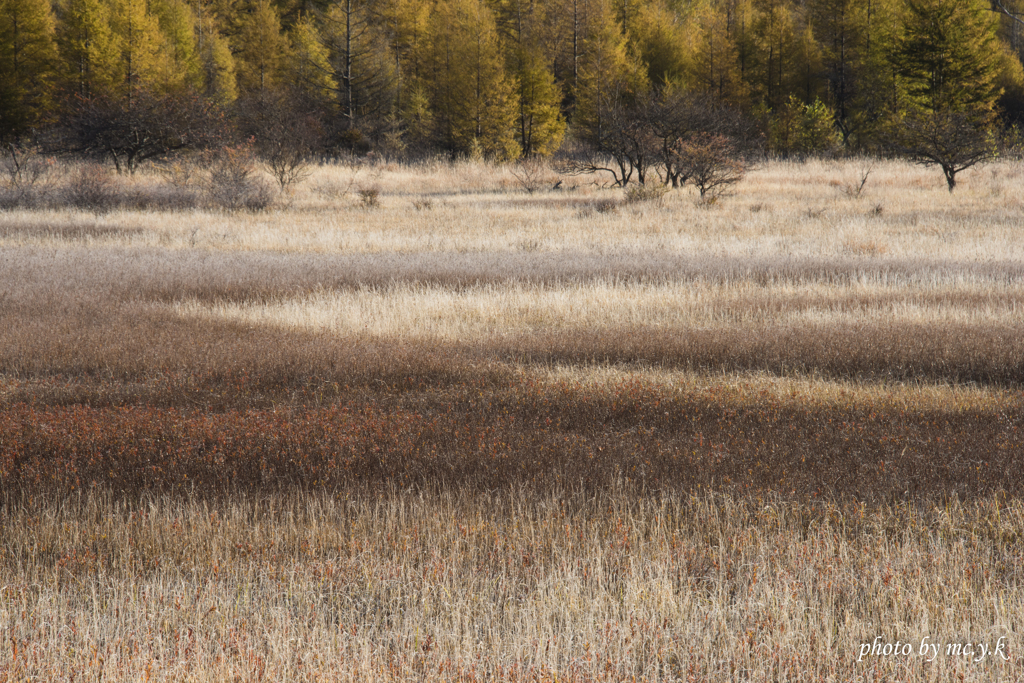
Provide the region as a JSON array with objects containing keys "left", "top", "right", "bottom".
[{"left": 3, "top": 0, "right": 1024, "bottom": 171}]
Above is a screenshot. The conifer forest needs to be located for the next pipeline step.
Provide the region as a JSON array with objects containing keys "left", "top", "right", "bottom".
[{"left": 3, "top": 0, "right": 1024, "bottom": 160}]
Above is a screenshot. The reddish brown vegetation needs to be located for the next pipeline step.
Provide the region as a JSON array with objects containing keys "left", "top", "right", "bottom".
[{"left": 3, "top": 379, "right": 1021, "bottom": 501}]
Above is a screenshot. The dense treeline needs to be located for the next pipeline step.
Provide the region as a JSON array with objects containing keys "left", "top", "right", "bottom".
[{"left": 1, "top": 0, "right": 1022, "bottom": 164}]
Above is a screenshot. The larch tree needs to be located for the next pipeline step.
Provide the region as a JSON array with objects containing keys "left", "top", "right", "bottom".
[
  {"left": 324, "top": 0, "right": 397, "bottom": 133},
  {"left": 150, "top": 0, "right": 203, "bottom": 91},
  {"left": 790, "top": 19, "right": 825, "bottom": 104},
  {"left": 0, "top": 0, "right": 58, "bottom": 137},
  {"left": 290, "top": 13, "right": 336, "bottom": 106},
  {"left": 55, "top": 0, "right": 121, "bottom": 98},
  {"left": 891, "top": 0, "right": 1003, "bottom": 189},
  {"left": 538, "top": 0, "right": 593, "bottom": 116},
  {"left": 749, "top": 0, "right": 797, "bottom": 108},
  {"left": 105, "top": 0, "right": 168, "bottom": 98},
  {"left": 423, "top": 0, "right": 519, "bottom": 158},
  {"left": 572, "top": 0, "right": 648, "bottom": 144},
  {"left": 513, "top": 47, "right": 565, "bottom": 155},
  {"left": 489, "top": 0, "right": 565, "bottom": 155},
  {"left": 807, "top": 0, "right": 862, "bottom": 143},
  {"left": 234, "top": 0, "right": 289, "bottom": 99},
  {"left": 200, "top": 27, "right": 237, "bottom": 102},
  {"left": 629, "top": 0, "right": 692, "bottom": 87},
  {"left": 689, "top": 2, "right": 747, "bottom": 104},
  {"left": 847, "top": 0, "right": 902, "bottom": 147},
  {"left": 377, "top": 0, "right": 430, "bottom": 113}
]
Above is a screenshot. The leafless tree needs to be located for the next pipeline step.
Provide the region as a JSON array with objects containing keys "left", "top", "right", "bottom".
[
  {"left": 671, "top": 133, "right": 748, "bottom": 200},
  {"left": 559, "top": 90, "right": 753, "bottom": 191},
  {"left": 1, "top": 142, "right": 53, "bottom": 188},
  {"left": 59, "top": 90, "right": 227, "bottom": 174},
  {"left": 235, "top": 94, "right": 326, "bottom": 190},
  {"left": 649, "top": 91, "right": 751, "bottom": 187},
  {"left": 893, "top": 108, "right": 996, "bottom": 191}
]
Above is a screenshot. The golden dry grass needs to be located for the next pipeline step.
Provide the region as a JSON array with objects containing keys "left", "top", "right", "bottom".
[
  {"left": 2, "top": 157, "right": 1024, "bottom": 680},
  {"left": 2, "top": 157, "right": 1024, "bottom": 260},
  {"left": 2, "top": 489, "right": 1022, "bottom": 682}
]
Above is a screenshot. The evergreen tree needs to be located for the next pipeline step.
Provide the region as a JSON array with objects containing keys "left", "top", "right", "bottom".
[
  {"left": 291, "top": 13, "right": 336, "bottom": 105},
  {"left": 234, "top": 0, "right": 289, "bottom": 98},
  {"left": 422, "top": 0, "right": 520, "bottom": 158},
  {"left": 55, "top": 0, "right": 121, "bottom": 98},
  {"left": 105, "top": 0, "right": 168, "bottom": 97},
  {"left": 0, "top": 0, "right": 58, "bottom": 136},
  {"left": 893, "top": 0, "right": 1001, "bottom": 115},
  {"left": 513, "top": 47, "right": 565, "bottom": 155},
  {"left": 150, "top": 0, "right": 202, "bottom": 91}
]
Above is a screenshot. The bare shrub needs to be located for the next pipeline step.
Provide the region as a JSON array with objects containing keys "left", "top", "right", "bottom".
[
  {"left": 2, "top": 159, "right": 201, "bottom": 212},
  {"left": 313, "top": 173, "right": 361, "bottom": 201},
  {"left": 207, "top": 146, "right": 275, "bottom": 211},
  {"left": 0, "top": 186, "right": 31, "bottom": 209},
  {"left": 576, "top": 197, "right": 620, "bottom": 217},
  {"left": 236, "top": 95, "right": 324, "bottom": 191},
  {"left": 121, "top": 183, "right": 202, "bottom": 212},
  {"left": 837, "top": 162, "right": 874, "bottom": 198},
  {"left": 58, "top": 89, "right": 227, "bottom": 175},
  {"left": 1, "top": 142, "right": 54, "bottom": 189},
  {"left": 59, "top": 164, "right": 123, "bottom": 212},
  {"left": 157, "top": 158, "right": 206, "bottom": 190},
  {"left": 509, "top": 157, "right": 553, "bottom": 193},
  {"left": 562, "top": 91, "right": 752, "bottom": 191},
  {"left": 623, "top": 183, "right": 669, "bottom": 205},
  {"left": 672, "top": 133, "right": 748, "bottom": 201},
  {"left": 0, "top": 143, "right": 57, "bottom": 209},
  {"left": 358, "top": 186, "right": 381, "bottom": 208},
  {"left": 892, "top": 108, "right": 997, "bottom": 192}
]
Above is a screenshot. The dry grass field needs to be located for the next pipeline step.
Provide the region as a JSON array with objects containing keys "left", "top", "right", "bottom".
[{"left": 2, "top": 157, "right": 1024, "bottom": 681}]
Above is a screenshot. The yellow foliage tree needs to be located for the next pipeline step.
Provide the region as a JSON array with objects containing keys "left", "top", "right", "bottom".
[
  {"left": 422, "top": 0, "right": 520, "bottom": 158},
  {"left": 150, "top": 0, "right": 202, "bottom": 91},
  {"left": 105, "top": 0, "right": 167, "bottom": 97},
  {"left": 513, "top": 47, "right": 565, "bottom": 155},
  {"left": 234, "top": 0, "right": 289, "bottom": 98},
  {"left": 55, "top": 0, "right": 120, "bottom": 98},
  {"left": 573, "top": 0, "right": 648, "bottom": 142},
  {"left": 290, "top": 13, "right": 336, "bottom": 105},
  {"left": 0, "top": 0, "right": 58, "bottom": 135}
]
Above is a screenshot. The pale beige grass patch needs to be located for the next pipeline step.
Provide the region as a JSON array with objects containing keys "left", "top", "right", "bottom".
[
  {"left": 1, "top": 158, "right": 1023, "bottom": 261},
  {"left": 172, "top": 280, "right": 1024, "bottom": 342}
]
